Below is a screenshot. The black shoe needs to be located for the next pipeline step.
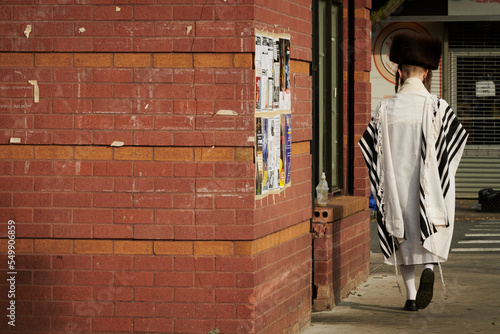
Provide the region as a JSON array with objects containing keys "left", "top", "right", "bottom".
[
  {"left": 416, "top": 268, "right": 435, "bottom": 310},
  {"left": 404, "top": 300, "right": 417, "bottom": 311}
]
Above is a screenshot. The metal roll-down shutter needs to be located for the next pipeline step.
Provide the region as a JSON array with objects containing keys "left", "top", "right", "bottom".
[{"left": 449, "top": 22, "right": 500, "bottom": 198}]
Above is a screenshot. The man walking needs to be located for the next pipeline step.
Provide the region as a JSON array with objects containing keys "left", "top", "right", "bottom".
[{"left": 359, "top": 32, "right": 468, "bottom": 311}]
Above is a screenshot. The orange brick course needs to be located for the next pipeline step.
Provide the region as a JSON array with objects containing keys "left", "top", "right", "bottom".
[
  {"left": 1, "top": 221, "right": 310, "bottom": 256},
  {"left": 0, "top": 53, "right": 33, "bottom": 67},
  {"left": 154, "top": 54, "right": 192, "bottom": 68},
  {"left": 74, "top": 146, "right": 112, "bottom": 160},
  {"left": 114, "top": 54, "right": 151, "bottom": 68}
]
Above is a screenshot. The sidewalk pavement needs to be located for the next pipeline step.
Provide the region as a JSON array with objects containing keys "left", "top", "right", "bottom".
[{"left": 302, "top": 200, "right": 500, "bottom": 334}]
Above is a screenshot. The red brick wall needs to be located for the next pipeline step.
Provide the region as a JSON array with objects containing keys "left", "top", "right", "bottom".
[
  {"left": 311, "top": 196, "right": 370, "bottom": 311},
  {"left": 254, "top": 232, "right": 311, "bottom": 334},
  {"left": 0, "top": 225, "right": 311, "bottom": 333},
  {"left": 0, "top": 52, "right": 255, "bottom": 147},
  {"left": 352, "top": 0, "right": 372, "bottom": 198},
  {"left": 331, "top": 210, "right": 370, "bottom": 300},
  {"left": 340, "top": 0, "right": 372, "bottom": 197},
  {"left": 0, "top": 145, "right": 254, "bottom": 239},
  {"left": 0, "top": 1, "right": 314, "bottom": 333}
]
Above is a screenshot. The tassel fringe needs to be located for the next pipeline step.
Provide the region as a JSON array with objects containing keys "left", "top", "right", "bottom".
[{"left": 392, "top": 238, "right": 403, "bottom": 295}]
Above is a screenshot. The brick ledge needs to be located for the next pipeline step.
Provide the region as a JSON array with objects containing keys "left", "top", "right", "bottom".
[{"left": 314, "top": 196, "right": 368, "bottom": 223}]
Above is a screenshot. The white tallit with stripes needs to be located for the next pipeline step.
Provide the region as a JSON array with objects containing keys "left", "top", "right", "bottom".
[{"left": 359, "top": 78, "right": 468, "bottom": 264}]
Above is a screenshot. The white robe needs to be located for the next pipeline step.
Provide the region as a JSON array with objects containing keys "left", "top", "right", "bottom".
[{"left": 359, "top": 78, "right": 468, "bottom": 265}]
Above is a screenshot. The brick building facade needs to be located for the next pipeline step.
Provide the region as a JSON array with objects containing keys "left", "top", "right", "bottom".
[{"left": 0, "top": 1, "right": 371, "bottom": 333}]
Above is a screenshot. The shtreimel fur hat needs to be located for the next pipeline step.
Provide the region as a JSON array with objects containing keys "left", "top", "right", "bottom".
[{"left": 389, "top": 32, "right": 442, "bottom": 70}]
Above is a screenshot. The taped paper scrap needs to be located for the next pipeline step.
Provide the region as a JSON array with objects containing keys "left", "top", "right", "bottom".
[
  {"left": 111, "top": 141, "right": 124, "bottom": 147},
  {"left": 78, "top": 27, "right": 86, "bottom": 34},
  {"left": 215, "top": 110, "right": 237, "bottom": 116},
  {"left": 28, "top": 80, "right": 39, "bottom": 103},
  {"left": 9, "top": 138, "right": 21, "bottom": 144},
  {"left": 116, "top": 6, "right": 121, "bottom": 11},
  {"left": 24, "top": 25, "right": 31, "bottom": 38}
]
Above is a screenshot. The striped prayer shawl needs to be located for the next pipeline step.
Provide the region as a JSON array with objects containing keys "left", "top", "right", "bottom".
[
  {"left": 359, "top": 96, "right": 468, "bottom": 260},
  {"left": 419, "top": 98, "right": 468, "bottom": 244}
]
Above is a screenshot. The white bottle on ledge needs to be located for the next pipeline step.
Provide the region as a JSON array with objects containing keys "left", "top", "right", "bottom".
[{"left": 315, "top": 172, "right": 328, "bottom": 207}]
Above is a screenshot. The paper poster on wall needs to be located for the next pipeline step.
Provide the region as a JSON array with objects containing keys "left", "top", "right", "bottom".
[
  {"left": 371, "top": 22, "right": 444, "bottom": 112},
  {"left": 273, "top": 38, "right": 281, "bottom": 109},
  {"left": 268, "top": 78, "right": 274, "bottom": 111},
  {"left": 255, "top": 118, "right": 263, "bottom": 195},
  {"left": 284, "top": 113, "right": 292, "bottom": 186},
  {"left": 262, "top": 37, "right": 270, "bottom": 111},
  {"left": 279, "top": 38, "right": 291, "bottom": 111},
  {"left": 267, "top": 37, "right": 274, "bottom": 76},
  {"left": 261, "top": 73, "right": 268, "bottom": 111},
  {"left": 280, "top": 114, "right": 286, "bottom": 188},
  {"left": 266, "top": 37, "right": 274, "bottom": 111},
  {"left": 284, "top": 38, "right": 291, "bottom": 110},
  {"left": 254, "top": 31, "right": 291, "bottom": 196},
  {"left": 255, "top": 35, "right": 262, "bottom": 112},
  {"left": 255, "top": 35, "right": 262, "bottom": 73},
  {"left": 261, "top": 37, "right": 269, "bottom": 75},
  {"left": 255, "top": 76, "right": 261, "bottom": 111},
  {"left": 267, "top": 117, "right": 276, "bottom": 190},
  {"left": 272, "top": 115, "right": 281, "bottom": 190},
  {"left": 262, "top": 117, "right": 269, "bottom": 193},
  {"left": 255, "top": 32, "right": 291, "bottom": 114}
]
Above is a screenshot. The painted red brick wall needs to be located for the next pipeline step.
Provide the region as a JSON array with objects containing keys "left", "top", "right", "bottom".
[{"left": 0, "top": 1, "right": 314, "bottom": 333}]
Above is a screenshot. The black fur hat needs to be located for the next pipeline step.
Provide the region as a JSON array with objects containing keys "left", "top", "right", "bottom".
[{"left": 389, "top": 32, "right": 442, "bottom": 70}]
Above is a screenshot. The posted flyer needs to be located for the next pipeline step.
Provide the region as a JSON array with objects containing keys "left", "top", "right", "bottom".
[{"left": 254, "top": 31, "right": 292, "bottom": 196}]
